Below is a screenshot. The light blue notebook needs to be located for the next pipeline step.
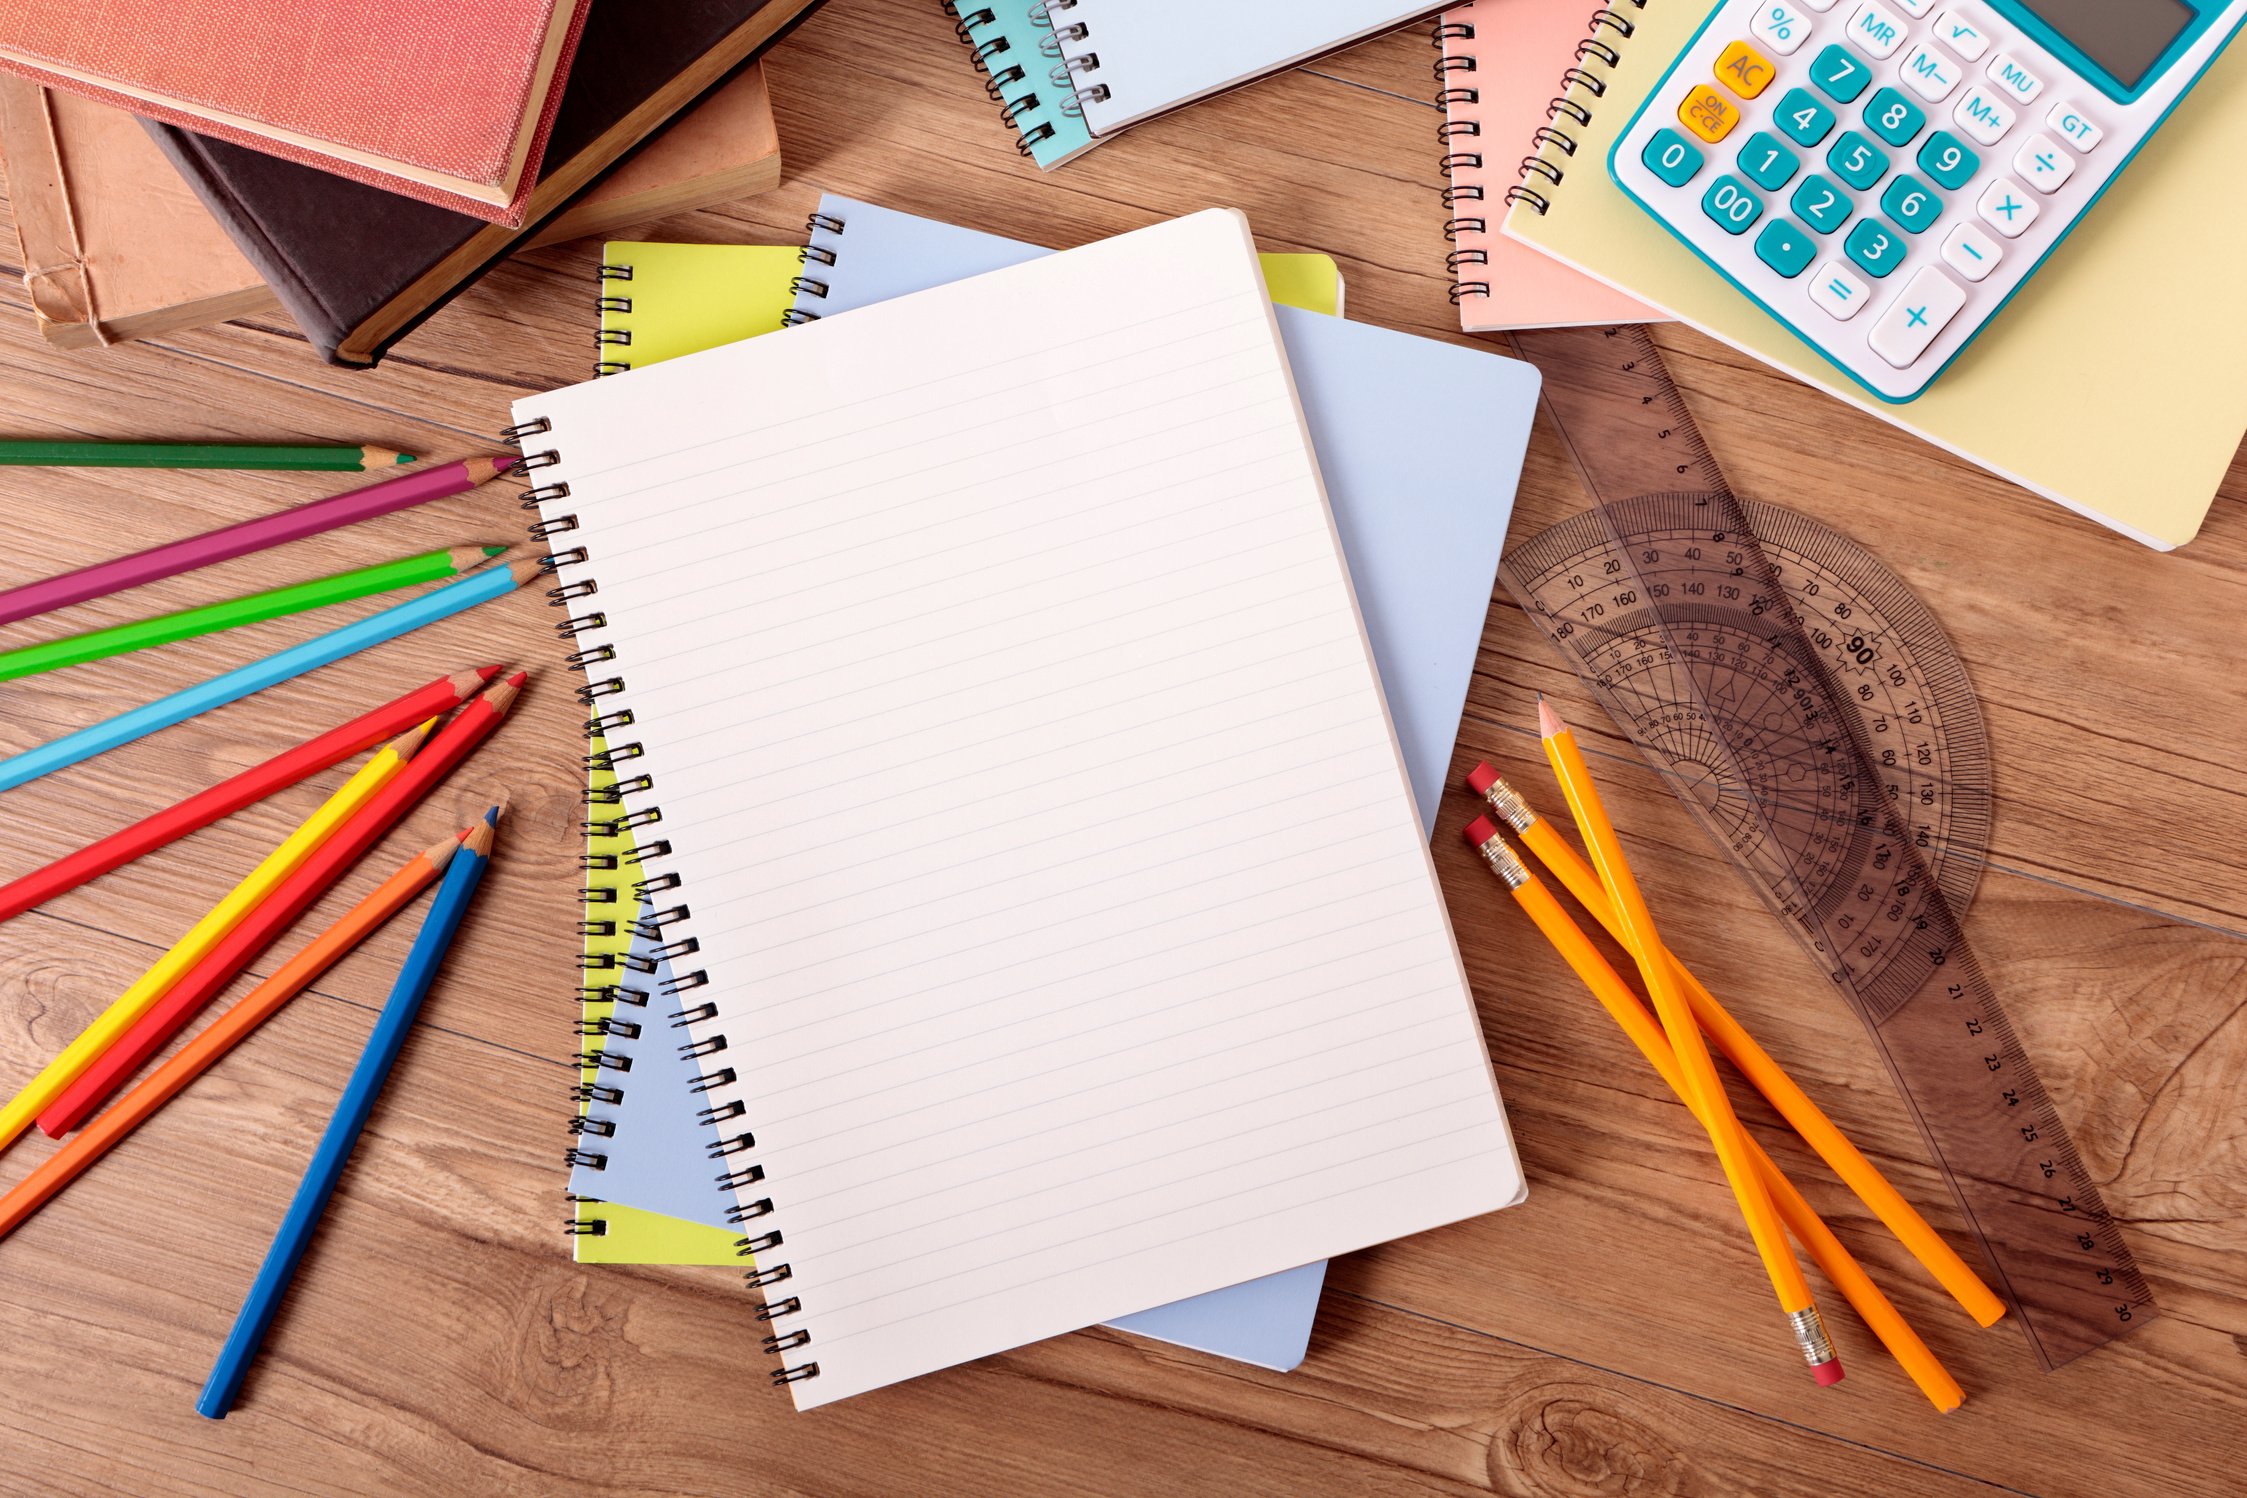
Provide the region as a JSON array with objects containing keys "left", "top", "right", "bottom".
[
  {"left": 945, "top": 2, "right": 1444, "bottom": 169},
  {"left": 575, "top": 199, "right": 1542, "bottom": 1372}
]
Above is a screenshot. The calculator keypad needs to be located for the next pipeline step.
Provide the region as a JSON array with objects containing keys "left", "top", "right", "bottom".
[{"left": 1611, "top": 0, "right": 2234, "bottom": 398}]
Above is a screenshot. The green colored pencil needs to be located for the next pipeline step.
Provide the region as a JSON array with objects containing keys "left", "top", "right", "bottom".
[
  {"left": 0, "top": 544, "right": 509, "bottom": 682},
  {"left": 0, "top": 441, "right": 414, "bottom": 471}
]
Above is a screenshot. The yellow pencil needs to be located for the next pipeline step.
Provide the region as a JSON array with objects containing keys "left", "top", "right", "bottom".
[
  {"left": 0, "top": 721, "right": 431, "bottom": 1153},
  {"left": 1462, "top": 819, "right": 1963, "bottom": 1411},
  {"left": 1537, "top": 698, "right": 1841, "bottom": 1386},
  {"left": 1468, "top": 760, "right": 2008, "bottom": 1331}
]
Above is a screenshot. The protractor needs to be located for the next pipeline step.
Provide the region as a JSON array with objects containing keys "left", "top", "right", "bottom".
[{"left": 1502, "top": 494, "right": 1994, "bottom": 994}]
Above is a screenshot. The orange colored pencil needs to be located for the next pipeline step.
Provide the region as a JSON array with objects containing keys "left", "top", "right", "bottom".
[
  {"left": 1538, "top": 698, "right": 1840, "bottom": 1385},
  {"left": 1468, "top": 760, "right": 2007, "bottom": 1331},
  {"left": 1464, "top": 817, "right": 1964, "bottom": 1412},
  {"left": 0, "top": 826, "right": 471, "bottom": 1246}
]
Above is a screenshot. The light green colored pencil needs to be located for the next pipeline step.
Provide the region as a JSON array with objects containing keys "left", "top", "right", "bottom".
[{"left": 0, "top": 544, "right": 510, "bottom": 682}]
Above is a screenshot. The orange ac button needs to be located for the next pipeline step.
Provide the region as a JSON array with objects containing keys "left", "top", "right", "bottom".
[
  {"left": 1716, "top": 39, "right": 1778, "bottom": 99},
  {"left": 1678, "top": 83, "right": 1741, "bottom": 143}
]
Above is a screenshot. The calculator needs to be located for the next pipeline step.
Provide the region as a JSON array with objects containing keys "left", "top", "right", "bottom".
[{"left": 1610, "top": 0, "right": 2247, "bottom": 402}]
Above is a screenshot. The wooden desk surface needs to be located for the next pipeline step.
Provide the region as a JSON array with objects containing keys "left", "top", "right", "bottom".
[{"left": 1, "top": 4, "right": 2241, "bottom": 1493}]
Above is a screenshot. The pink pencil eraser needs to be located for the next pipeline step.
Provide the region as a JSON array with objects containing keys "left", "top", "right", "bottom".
[
  {"left": 1466, "top": 761, "right": 1498, "bottom": 795},
  {"left": 1463, "top": 815, "right": 1500, "bottom": 848},
  {"left": 1813, "top": 1358, "right": 1846, "bottom": 1387}
]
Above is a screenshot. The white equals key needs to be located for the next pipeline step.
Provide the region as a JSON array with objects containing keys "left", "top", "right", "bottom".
[{"left": 1869, "top": 266, "right": 1967, "bottom": 367}]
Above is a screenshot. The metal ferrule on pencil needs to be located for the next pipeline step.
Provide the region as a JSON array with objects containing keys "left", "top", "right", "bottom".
[
  {"left": 1787, "top": 1305, "right": 1839, "bottom": 1371},
  {"left": 1472, "top": 833, "right": 1531, "bottom": 891},
  {"left": 1480, "top": 775, "right": 1540, "bottom": 834}
]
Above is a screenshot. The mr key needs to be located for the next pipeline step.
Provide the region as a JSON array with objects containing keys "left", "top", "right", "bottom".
[{"left": 1610, "top": 0, "right": 2247, "bottom": 401}]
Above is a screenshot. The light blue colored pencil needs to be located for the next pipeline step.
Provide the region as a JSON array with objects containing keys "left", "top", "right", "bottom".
[
  {"left": 0, "top": 560, "right": 532, "bottom": 794},
  {"left": 197, "top": 807, "right": 499, "bottom": 1420}
]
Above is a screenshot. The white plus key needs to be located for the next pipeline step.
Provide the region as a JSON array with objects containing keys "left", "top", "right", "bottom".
[
  {"left": 1869, "top": 266, "right": 1967, "bottom": 368},
  {"left": 1898, "top": 42, "right": 1962, "bottom": 101},
  {"left": 1977, "top": 177, "right": 2041, "bottom": 237},
  {"left": 1752, "top": 3, "right": 1814, "bottom": 55},
  {"left": 2014, "top": 134, "right": 2076, "bottom": 192},
  {"left": 1931, "top": 7, "right": 1990, "bottom": 58},
  {"left": 1845, "top": 0, "right": 1909, "bottom": 58}
]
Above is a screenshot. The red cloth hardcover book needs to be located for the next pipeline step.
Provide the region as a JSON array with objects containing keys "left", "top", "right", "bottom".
[{"left": 0, "top": 0, "right": 589, "bottom": 225}]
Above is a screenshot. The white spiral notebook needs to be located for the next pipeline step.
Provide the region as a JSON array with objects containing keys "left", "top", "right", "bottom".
[{"left": 510, "top": 209, "right": 1522, "bottom": 1409}]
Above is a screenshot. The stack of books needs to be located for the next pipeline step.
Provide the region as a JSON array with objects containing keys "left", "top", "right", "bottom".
[{"left": 0, "top": 0, "right": 829, "bottom": 364}]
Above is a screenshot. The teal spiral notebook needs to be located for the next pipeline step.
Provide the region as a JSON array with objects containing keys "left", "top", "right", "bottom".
[{"left": 943, "top": 1, "right": 1445, "bottom": 169}]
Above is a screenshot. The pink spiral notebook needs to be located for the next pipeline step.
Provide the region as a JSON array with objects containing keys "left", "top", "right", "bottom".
[{"left": 1437, "top": 1, "right": 1659, "bottom": 332}]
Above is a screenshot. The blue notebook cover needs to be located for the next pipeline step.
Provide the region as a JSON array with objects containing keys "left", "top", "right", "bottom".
[{"left": 573, "top": 200, "right": 1542, "bottom": 1372}]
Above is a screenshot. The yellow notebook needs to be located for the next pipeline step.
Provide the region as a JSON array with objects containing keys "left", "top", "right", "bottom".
[
  {"left": 570, "top": 241, "right": 1345, "bottom": 1264},
  {"left": 1501, "top": 0, "right": 2247, "bottom": 550}
]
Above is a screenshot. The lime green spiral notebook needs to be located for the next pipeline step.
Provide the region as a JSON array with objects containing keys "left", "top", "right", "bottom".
[{"left": 568, "top": 240, "right": 1344, "bottom": 1263}]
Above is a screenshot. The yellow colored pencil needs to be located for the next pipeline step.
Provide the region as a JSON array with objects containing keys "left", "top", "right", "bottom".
[
  {"left": 1468, "top": 760, "right": 2008, "bottom": 1331},
  {"left": 0, "top": 721, "right": 430, "bottom": 1153},
  {"left": 1462, "top": 819, "right": 1963, "bottom": 1412},
  {"left": 1537, "top": 698, "right": 1841, "bottom": 1386}
]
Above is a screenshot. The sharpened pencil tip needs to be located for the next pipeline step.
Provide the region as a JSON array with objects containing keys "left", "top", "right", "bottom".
[
  {"left": 1537, "top": 697, "right": 1565, "bottom": 740},
  {"left": 387, "top": 718, "right": 438, "bottom": 758},
  {"left": 481, "top": 544, "right": 509, "bottom": 558},
  {"left": 425, "top": 833, "right": 464, "bottom": 869},
  {"left": 476, "top": 664, "right": 505, "bottom": 681},
  {"left": 463, "top": 820, "right": 496, "bottom": 857}
]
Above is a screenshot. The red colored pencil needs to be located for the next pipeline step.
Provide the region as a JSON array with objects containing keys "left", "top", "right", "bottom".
[
  {"left": 0, "top": 824, "right": 472, "bottom": 1247},
  {"left": 0, "top": 455, "right": 513, "bottom": 629},
  {"left": 0, "top": 666, "right": 501, "bottom": 926},
  {"left": 36, "top": 672, "right": 527, "bottom": 1136}
]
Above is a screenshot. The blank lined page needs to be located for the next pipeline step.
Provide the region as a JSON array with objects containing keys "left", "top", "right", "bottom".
[{"left": 514, "top": 210, "right": 1521, "bottom": 1409}]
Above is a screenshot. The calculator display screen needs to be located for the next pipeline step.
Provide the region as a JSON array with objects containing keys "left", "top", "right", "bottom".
[{"left": 2018, "top": 0, "right": 2195, "bottom": 88}]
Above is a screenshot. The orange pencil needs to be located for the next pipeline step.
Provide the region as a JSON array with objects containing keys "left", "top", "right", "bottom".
[
  {"left": 1469, "top": 760, "right": 2007, "bottom": 1330},
  {"left": 1464, "top": 818, "right": 1963, "bottom": 1412},
  {"left": 1538, "top": 698, "right": 1840, "bottom": 1386},
  {"left": 0, "top": 827, "right": 467, "bottom": 1245}
]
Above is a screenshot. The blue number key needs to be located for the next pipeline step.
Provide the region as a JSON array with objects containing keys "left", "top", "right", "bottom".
[
  {"left": 1827, "top": 130, "right": 1889, "bottom": 190},
  {"left": 1701, "top": 174, "right": 1765, "bottom": 235},
  {"left": 1863, "top": 87, "right": 1927, "bottom": 147},
  {"left": 1773, "top": 87, "right": 1837, "bottom": 147},
  {"left": 1808, "top": 44, "right": 1872, "bottom": 103},
  {"left": 1917, "top": 130, "right": 1979, "bottom": 190},
  {"left": 1643, "top": 127, "right": 1707, "bottom": 187},
  {"left": 1845, "top": 217, "right": 1909, "bottom": 278},
  {"left": 1737, "top": 131, "right": 1800, "bottom": 191},
  {"left": 1880, "top": 174, "right": 1944, "bottom": 233},
  {"left": 1790, "top": 173, "right": 1854, "bottom": 233},
  {"left": 1755, "top": 219, "right": 1817, "bottom": 278}
]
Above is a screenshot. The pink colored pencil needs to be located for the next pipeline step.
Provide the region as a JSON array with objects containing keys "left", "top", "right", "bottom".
[{"left": 0, "top": 455, "right": 513, "bottom": 628}]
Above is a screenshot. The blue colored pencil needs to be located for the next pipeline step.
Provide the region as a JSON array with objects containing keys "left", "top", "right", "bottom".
[
  {"left": 196, "top": 807, "right": 500, "bottom": 1421},
  {"left": 0, "top": 560, "right": 531, "bottom": 795}
]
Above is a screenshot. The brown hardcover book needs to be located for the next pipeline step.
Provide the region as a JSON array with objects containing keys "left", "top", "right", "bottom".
[
  {"left": 0, "top": 64, "right": 780, "bottom": 351},
  {"left": 143, "top": 0, "right": 825, "bottom": 366}
]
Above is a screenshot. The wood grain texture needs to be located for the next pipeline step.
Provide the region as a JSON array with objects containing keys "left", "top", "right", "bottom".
[{"left": 0, "top": 3, "right": 2240, "bottom": 1494}]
